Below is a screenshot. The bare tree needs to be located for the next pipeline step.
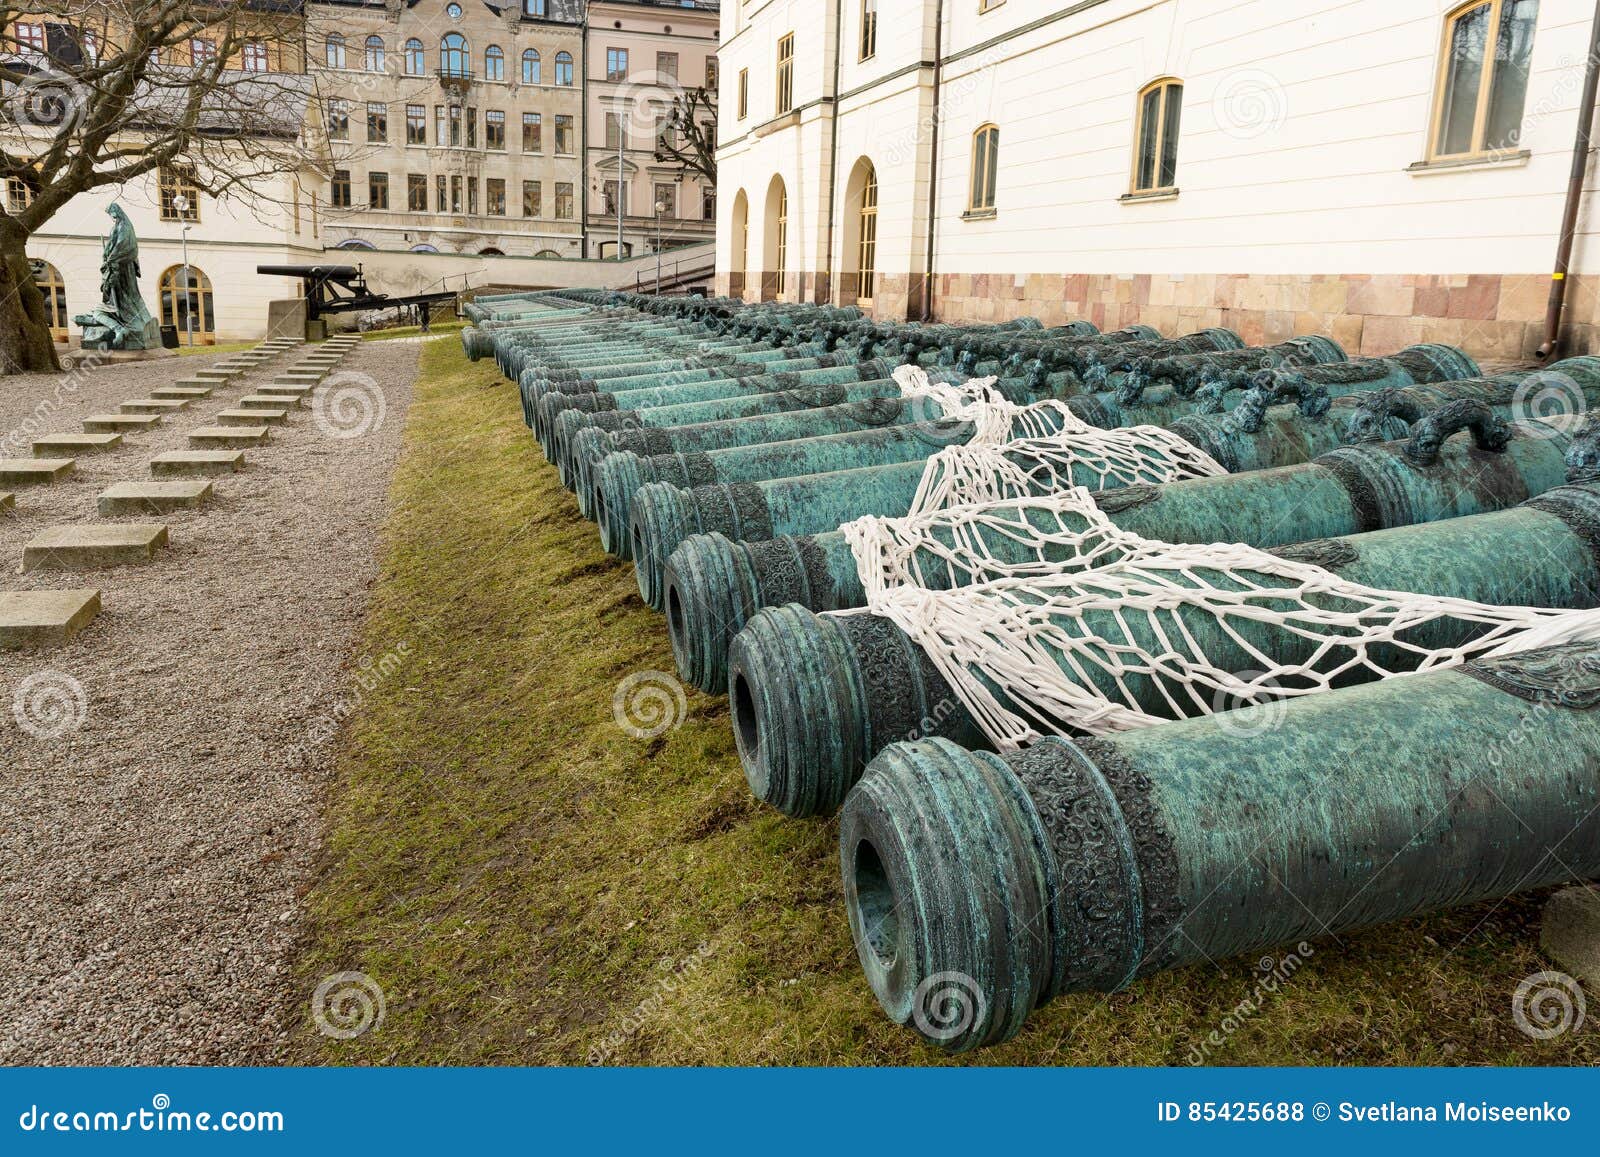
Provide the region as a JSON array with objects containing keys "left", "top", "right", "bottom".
[
  {"left": 653, "top": 84, "right": 716, "bottom": 187},
  {"left": 1, "top": 2, "right": 321, "bottom": 373}
]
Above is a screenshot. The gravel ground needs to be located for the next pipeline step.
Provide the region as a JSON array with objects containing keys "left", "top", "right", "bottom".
[{"left": 0, "top": 338, "right": 422, "bottom": 1064}]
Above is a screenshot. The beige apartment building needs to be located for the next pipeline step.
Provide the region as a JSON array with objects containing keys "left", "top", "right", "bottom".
[{"left": 584, "top": 0, "right": 720, "bottom": 260}]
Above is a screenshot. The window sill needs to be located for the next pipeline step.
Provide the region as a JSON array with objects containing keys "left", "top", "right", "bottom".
[
  {"left": 962, "top": 208, "right": 997, "bottom": 222},
  {"left": 1119, "top": 188, "right": 1179, "bottom": 204},
  {"left": 1406, "top": 149, "right": 1531, "bottom": 175}
]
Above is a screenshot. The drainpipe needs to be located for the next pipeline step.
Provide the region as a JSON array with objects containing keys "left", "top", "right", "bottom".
[
  {"left": 920, "top": 0, "right": 945, "bottom": 322},
  {"left": 1536, "top": 0, "right": 1600, "bottom": 360},
  {"left": 822, "top": 0, "right": 844, "bottom": 304}
]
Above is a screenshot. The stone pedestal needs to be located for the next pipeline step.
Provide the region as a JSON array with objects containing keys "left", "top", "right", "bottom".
[
  {"left": 1541, "top": 886, "right": 1600, "bottom": 985},
  {"left": 267, "top": 298, "right": 308, "bottom": 340}
]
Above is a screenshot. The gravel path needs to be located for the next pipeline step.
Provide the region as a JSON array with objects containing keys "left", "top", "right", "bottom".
[{"left": 0, "top": 339, "right": 422, "bottom": 1064}]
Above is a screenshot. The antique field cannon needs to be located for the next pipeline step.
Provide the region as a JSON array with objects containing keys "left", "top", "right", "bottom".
[
  {"left": 726, "top": 481, "right": 1600, "bottom": 818},
  {"left": 841, "top": 636, "right": 1600, "bottom": 1051},
  {"left": 1341, "top": 356, "right": 1600, "bottom": 441},
  {"left": 662, "top": 409, "right": 1578, "bottom": 695}
]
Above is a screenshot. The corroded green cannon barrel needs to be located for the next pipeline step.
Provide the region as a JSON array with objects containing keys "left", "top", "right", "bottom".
[
  {"left": 525, "top": 338, "right": 823, "bottom": 384},
  {"left": 727, "top": 483, "right": 1600, "bottom": 817},
  {"left": 1069, "top": 340, "right": 1464, "bottom": 429},
  {"left": 1072, "top": 328, "right": 1246, "bottom": 388},
  {"left": 842, "top": 636, "right": 1600, "bottom": 1050},
  {"left": 951, "top": 324, "right": 1160, "bottom": 378},
  {"left": 664, "top": 410, "right": 1573, "bottom": 695},
  {"left": 1341, "top": 356, "right": 1600, "bottom": 442}
]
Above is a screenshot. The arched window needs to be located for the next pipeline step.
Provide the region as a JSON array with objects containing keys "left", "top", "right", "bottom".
[
  {"left": 1432, "top": 0, "right": 1539, "bottom": 160},
  {"left": 554, "top": 51, "right": 573, "bottom": 86},
  {"left": 336, "top": 238, "right": 377, "bottom": 250},
  {"left": 969, "top": 124, "right": 999, "bottom": 213},
  {"left": 325, "top": 33, "right": 345, "bottom": 69},
  {"left": 522, "top": 48, "right": 541, "bottom": 84},
  {"left": 729, "top": 189, "right": 749, "bottom": 274},
  {"left": 485, "top": 44, "right": 504, "bottom": 81},
  {"left": 441, "top": 33, "right": 470, "bottom": 78},
  {"left": 764, "top": 177, "right": 789, "bottom": 301},
  {"left": 410, "top": 243, "right": 440, "bottom": 253},
  {"left": 404, "top": 38, "right": 425, "bottom": 75},
  {"left": 479, "top": 247, "right": 505, "bottom": 256},
  {"left": 850, "top": 160, "right": 878, "bottom": 304},
  {"left": 32, "top": 260, "right": 68, "bottom": 342},
  {"left": 1131, "top": 79, "right": 1182, "bottom": 194},
  {"left": 159, "top": 265, "right": 215, "bottom": 343},
  {"left": 365, "top": 36, "right": 385, "bottom": 72}
]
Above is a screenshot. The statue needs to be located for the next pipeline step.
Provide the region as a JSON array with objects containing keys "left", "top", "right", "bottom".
[{"left": 73, "top": 203, "right": 161, "bottom": 351}]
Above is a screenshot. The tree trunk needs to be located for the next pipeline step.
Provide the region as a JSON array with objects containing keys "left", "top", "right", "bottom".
[{"left": 0, "top": 226, "right": 63, "bottom": 376}]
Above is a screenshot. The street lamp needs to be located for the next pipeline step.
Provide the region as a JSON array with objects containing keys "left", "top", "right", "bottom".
[
  {"left": 173, "top": 193, "right": 194, "bottom": 347},
  {"left": 654, "top": 200, "right": 665, "bottom": 294}
]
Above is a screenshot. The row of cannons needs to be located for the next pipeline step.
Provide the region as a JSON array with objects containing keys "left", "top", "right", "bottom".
[{"left": 463, "top": 289, "right": 1600, "bottom": 1053}]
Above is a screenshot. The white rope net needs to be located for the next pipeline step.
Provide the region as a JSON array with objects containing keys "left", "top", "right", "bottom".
[{"left": 838, "top": 377, "right": 1600, "bottom": 749}]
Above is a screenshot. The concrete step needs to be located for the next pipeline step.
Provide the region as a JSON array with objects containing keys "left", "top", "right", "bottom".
[
  {"left": 217, "top": 408, "right": 289, "bottom": 427},
  {"left": 151, "top": 451, "right": 245, "bottom": 478},
  {"left": 121, "top": 398, "right": 190, "bottom": 414},
  {"left": 151, "top": 385, "right": 213, "bottom": 400},
  {"left": 275, "top": 371, "right": 325, "bottom": 385},
  {"left": 192, "top": 368, "right": 240, "bottom": 382},
  {"left": 0, "top": 458, "right": 74, "bottom": 485},
  {"left": 0, "top": 589, "right": 102, "bottom": 650},
  {"left": 83, "top": 414, "right": 162, "bottom": 434},
  {"left": 23, "top": 524, "right": 169, "bottom": 572},
  {"left": 33, "top": 434, "right": 121, "bottom": 457},
  {"left": 258, "top": 384, "right": 313, "bottom": 399},
  {"left": 189, "top": 426, "right": 269, "bottom": 448},
  {"left": 98, "top": 480, "right": 214, "bottom": 515},
  {"left": 239, "top": 394, "right": 303, "bottom": 411},
  {"left": 173, "top": 376, "right": 226, "bottom": 390}
]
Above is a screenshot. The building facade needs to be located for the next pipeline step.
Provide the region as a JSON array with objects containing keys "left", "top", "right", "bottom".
[
  {"left": 714, "top": 0, "right": 1600, "bottom": 362},
  {"left": 583, "top": 0, "right": 721, "bottom": 260}
]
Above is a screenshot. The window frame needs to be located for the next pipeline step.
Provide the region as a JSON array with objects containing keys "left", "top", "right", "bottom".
[
  {"left": 860, "top": 0, "right": 878, "bottom": 62},
  {"left": 1128, "top": 78, "right": 1183, "bottom": 196},
  {"left": 968, "top": 123, "right": 999, "bottom": 215},
  {"left": 738, "top": 68, "right": 749, "bottom": 119},
  {"left": 776, "top": 33, "right": 795, "bottom": 115},
  {"left": 1427, "top": 0, "right": 1539, "bottom": 162}
]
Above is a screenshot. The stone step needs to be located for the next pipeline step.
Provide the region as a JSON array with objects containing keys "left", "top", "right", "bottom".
[
  {"left": 0, "top": 458, "right": 75, "bottom": 485},
  {"left": 258, "top": 384, "right": 313, "bottom": 399},
  {"left": 33, "top": 434, "right": 121, "bottom": 457},
  {"left": 217, "top": 408, "right": 289, "bottom": 427},
  {"left": 192, "top": 368, "right": 241, "bottom": 382},
  {"left": 83, "top": 414, "right": 162, "bottom": 434},
  {"left": 23, "top": 524, "right": 170, "bottom": 572},
  {"left": 121, "top": 398, "right": 190, "bottom": 414},
  {"left": 98, "top": 480, "right": 214, "bottom": 515},
  {"left": 275, "top": 371, "right": 325, "bottom": 384},
  {"left": 239, "top": 394, "right": 303, "bottom": 411},
  {"left": 189, "top": 426, "right": 269, "bottom": 448},
  {"left": 152, "top": 385, "right": 213, "bottom": 400},
  {"left": 0, "top": 589, "right": 102, "bottom": 650},
  {"left": 151, "top": 451, "right": 245, "bottom": 478},
  {"left": 173, "top": 376, "right": 226, "bottom": 390}
]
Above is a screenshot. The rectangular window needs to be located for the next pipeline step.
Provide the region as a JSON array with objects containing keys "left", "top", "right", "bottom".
[
  {"left": 191, "top": 37, "right": 216, "bottom": 64},
  {"left": 555, "top": 182, "right": 574, "bottom": 219},
  {"left": 657, "top": 52, "right": 678, "bottom": 81},
  {"left": 523, "top": 180, "right": 541, "bottom": 217},
  {"left": 486, "top": 109, "right": 505, "bottom": 150},
  {"left": 436, "top": 175, "right": 447, "bottom": 212},
  {"left": 331, "top": 169, "right": 352, "bottom": 209},
  {"left": 467, "top": 175, "right": 478, "bottom": 215},
  {"left": 522, "top": 111, "right": 542, "bottom": 152},
  {"left": 487, "top": 178, "right": 506, "bottom": 216},
  {"left": 706, "top": 56, "right": 718, "bottom": 89},
  {"left": 654, "top": 183, "right": 677, "bottom": 218},
  {"left": 407, "top": 104, "right": 426, "bottom": 145},
  {"left": 603, "top": 180, "right": 628, "bottom": 217},
  {"left": 738, "top": 69, "right": 748, "bottom": 119},
  {"left": 159, "top": 166, "right": 200, "bottom": 221},
  {"left": 369, "top": 171, "right": 389, "bottom": 210},
  {"left": 243, "top": 40, "right": 268, "bottom": 72},
  {"left": 1432, "top": 0, "right": 1540, "bottom": 160},
  {"left": 466, "top": 106, "right": 477, "bottom": 149},
  {"left": 555, "top": 114, "right": 574, "bottom": 154},
  {"left": 15, "top": 23, "right": 45, "bottom": 54},
  {"left": 606, "top": 112, "right": 625, "bottom": 150},
  {"left": 408, "top": 174, "right": 428, "bottom": 211},
  {"left": 367, "top": 102, "right": 388, "bottom": 143},
  {"left": 327, "top": 98, "right": 349, "bottom": 141},
  {"left": 449, "top": 105, "right": 463, "bottom": 147},
  {"left": 607, "top": 48, "right": 628, "bottom": 81},
  {"left": 860, "top": 0, "right": 878, "bottom": 61},
  {"left": 1131, "top": 82, "right": 1182, "bottom": 193},
  {"left": 451, "top": 174, "right": 464, "bottom": 213},
  {"left": 6, "top": 177, "right": 31, "bottom": 213},
  {"left": 776, "top": 33, "right": 795, "bottom": 115},
  {"left": 702, "top": 186, "right": 716, "bottom": 220}
]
